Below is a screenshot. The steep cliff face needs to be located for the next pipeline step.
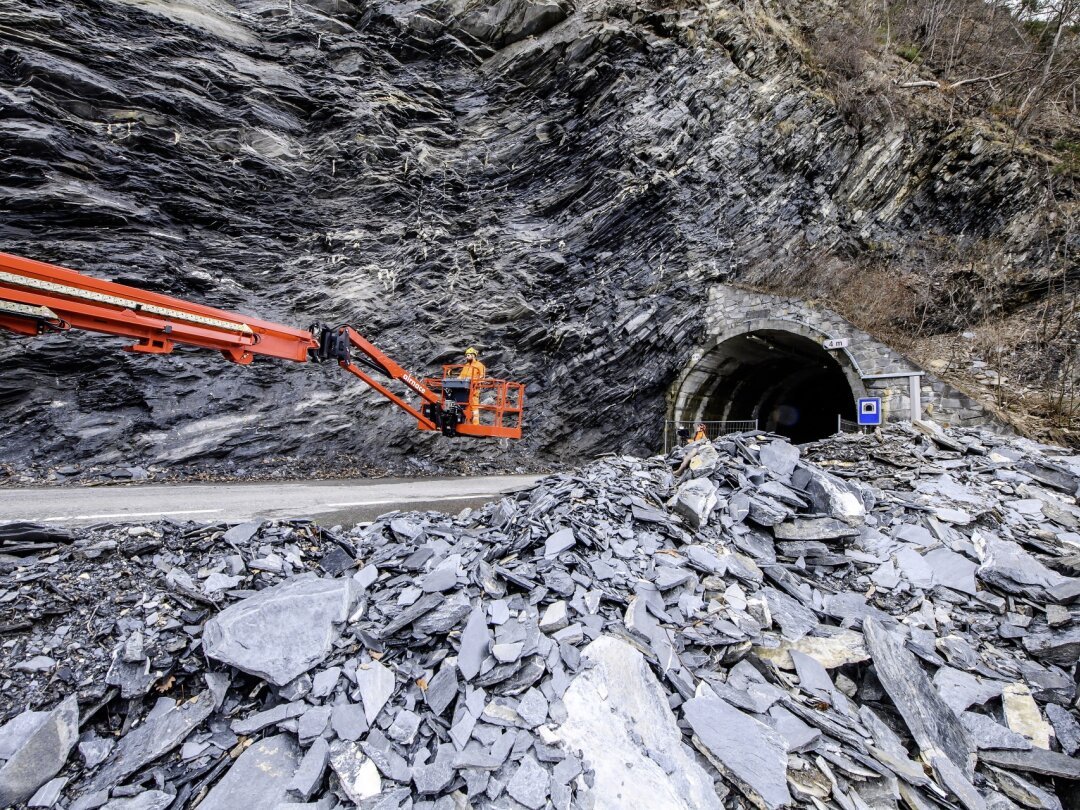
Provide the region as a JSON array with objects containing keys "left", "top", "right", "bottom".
[{"left": 0, "top": 0, "right": 1066, "bottom": 475}]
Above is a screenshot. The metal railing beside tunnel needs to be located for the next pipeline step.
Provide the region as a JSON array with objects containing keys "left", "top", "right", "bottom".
[
  {"left": 664, "top": 420, "right": 759, "bottom": 454},
  {"left": 836, "top": 416, "right": 863, "bottom": 434}
]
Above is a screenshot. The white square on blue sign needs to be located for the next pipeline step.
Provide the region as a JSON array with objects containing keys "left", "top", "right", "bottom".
[{"left": 857, "top": 397, "right": 882, "bottom": 426}]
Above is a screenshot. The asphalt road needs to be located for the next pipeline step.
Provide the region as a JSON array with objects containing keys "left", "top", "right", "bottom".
[{"left": 0, "top": 475, "right": 541, "bottom": 527}]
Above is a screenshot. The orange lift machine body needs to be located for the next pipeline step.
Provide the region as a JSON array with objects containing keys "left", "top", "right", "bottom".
[{"left": 0, "top": 252, "right": 524, "bottom": 440}]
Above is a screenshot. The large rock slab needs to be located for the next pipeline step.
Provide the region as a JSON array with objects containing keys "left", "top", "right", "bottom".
[
  {"left": 974, "top": 532, "right": 1078, "bottom": 603},
  {"left": 759, "top": 439, "right": 800, "bottom": 479},
  {"left": 683, "top": 684, "right": 792, "bottom": 810},
  {"left": 552, "top": 636, "right": 721, "bottom": 810},
  {"left": 0, "top": 710, "right": 49, "bottom": 761},
  {"left": 100, "top": 792, "right": 174, "bottom": 810},
  {"left": 864, "top": 618, "right": 974, "bottom": 775},
  {"left": 0, "top": 695, "right": 78, "bottom": 807},
  {"left": 83, "top": 692, "right": 214, "bottom": 797},
  {"left": 203, "top": 575, "right": 358, "bottom": 686},
  {"left": 198, "top": 734, "right": 301, "bottom": 809},
  {"left": 1020, "top": 624, "right": 1080, "bottom": 667},
  {"left": 978, "top": 746, "right": 1080, "bottom": 780},
  {"left": 671, "top": 477, "right": 718, "bottom": 529},
  {"left": 792, "top": 466, "right": 865, "bottom": 524},
  {"left": 753, "top": 628, "right": 869, "bottom": 669}
]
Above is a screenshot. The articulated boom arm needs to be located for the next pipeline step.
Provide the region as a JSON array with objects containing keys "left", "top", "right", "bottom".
[
  {"left": 311, "top": 324, "right": 441, "bottom": 431},
  {"left": 0, "top": 252, "right": 524, "bottom": 440}
]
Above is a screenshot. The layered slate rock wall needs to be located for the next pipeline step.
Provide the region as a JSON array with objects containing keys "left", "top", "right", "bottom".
[{"left": 0, "top": 0, "right": 1055, "bottom": 473}]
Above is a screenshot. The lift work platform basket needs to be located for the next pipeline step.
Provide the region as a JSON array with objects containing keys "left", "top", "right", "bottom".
[{"left": 420, "top": 365, "right": 525, "bottom": 439}]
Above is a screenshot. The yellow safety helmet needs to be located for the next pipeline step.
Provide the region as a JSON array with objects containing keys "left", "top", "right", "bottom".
[{"left": 465, "top": 347, "right": 478, "bottom": 356}]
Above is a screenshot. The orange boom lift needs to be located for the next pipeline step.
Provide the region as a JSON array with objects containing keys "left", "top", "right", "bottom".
[{"left": 0, "top": 252, "right": 524, "bottom": 439}]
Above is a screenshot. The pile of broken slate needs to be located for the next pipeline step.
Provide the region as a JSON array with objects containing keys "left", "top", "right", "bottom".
[{"left": 2, "top": 423, "right": 1080, "bottom": 809}]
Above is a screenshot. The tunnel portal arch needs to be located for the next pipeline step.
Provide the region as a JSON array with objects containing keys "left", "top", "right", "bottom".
[{"left": 671, "top": 321, "right": 865, "bottom": 444}]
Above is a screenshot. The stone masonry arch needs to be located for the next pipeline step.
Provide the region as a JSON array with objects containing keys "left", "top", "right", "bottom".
[
  {"left": 671, "top": 319, "right": 866, "bottom": 442},
  {"left": 667, "top": 285, "right": 999, "bottom": 443}
]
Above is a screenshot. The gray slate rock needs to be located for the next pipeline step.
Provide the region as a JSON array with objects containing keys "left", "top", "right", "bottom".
[
  {"left": 932, "top": 667, "right": 1004, "bottom": 713},
  {"left": 288, "top": 737, "right": 329, "bottom": 800},
  {"left": 0, "top": 695, "right": 79, "bottom": 808},
  {"left": 459, "top": 606, "right": 491, "bottom": 681},
  {"left": 553, "top": 636, "right": 721, "bottom": 810},
  {"left": 507, "top": 754, "right": 548, "bottom": 809},
  {"left": 221, "top": 521, "right": 262, "bottom": 545},
  {"left": 329, "top": 739, "right": 382, "bottom": 803},
  {"left": 987, "top": 766, "right": 1062, "bottom": 810},
  {"left": 772, "top": 517, "right": 859, "bottom": 541},
  {"left": 0, "top": 710, "right": 49, "bottom": 761},
  {"left": 83, "top": 692, "right": 214, "bottom": 797},
  {"left": 1020, "top": 624, "right": 1080, "bottom": 666},
  {"left": 198, "top": 734, "right": 300, "bottom": 810},
  {"left": 977, "top": 746, "right": 1080, "bottom": 780},
  {"left": 231, "top": 701, "right": 306, "bottom": 735},
  {"left": 411, "top": 744, "right": 455, "bottom": 794},
  {"left": 331, "top": 703, "right": 368, "bottom": 741},
  {"left": 1045, "top": 703, "right": 1080, "bottom": 756},
  {"left": 672, "top": 478, "right": 718, "bottom": 529},
  {"left": 424, "top": 666, "right": 460, "bottom": 716},
  {"left": 759, "top": 439, "right": 800, "bottom": 478},
  {"left": 974, "top": 532, "right": 1077, "bottom": 603},
  {"left": 960, "top": 712, "right": 1032, "bottom": 751},
  {"left": 864, "top": 618, "right": 974, "bottom": 775},
  {"left": 683, "top": 684, "right": 792, "bottom": 810},
  {"left": 544, "top": 528, "right": 576, "bottom": 557},
  {"left": 924, "top": 547, "right": 978, "bottom": 595},
  {"left": 27, "top": 776, "right": 67, "bottom": 808},
  {"left": 100, "top": 792, "right": 174, "bottom": 810},
  {"left": 355, "top": 659, "right": 396, "bottom": 725},
  {"left": 203, "top": 575, "right": 358, "bottom": 686},
  {"left": 760, "top": 587, "right": 817, "bottom": 641}
]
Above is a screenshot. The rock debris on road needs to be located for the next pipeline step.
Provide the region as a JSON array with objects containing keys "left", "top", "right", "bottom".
[{"left": 1, "top": 424, "right": 1079, "bottom": 808}]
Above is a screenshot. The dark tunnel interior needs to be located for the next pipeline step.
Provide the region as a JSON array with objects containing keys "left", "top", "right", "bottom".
[{"left": 677, "top": 330, "right": 858, "bottom": 444}]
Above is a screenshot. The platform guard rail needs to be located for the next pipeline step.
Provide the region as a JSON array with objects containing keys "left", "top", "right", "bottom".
[{"left": 422, "top": 365, "right": 524, "bottom": 439}]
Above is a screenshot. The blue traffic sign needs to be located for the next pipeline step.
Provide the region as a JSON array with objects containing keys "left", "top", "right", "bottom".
[{"left": 857, "top": 397, "right": 882, "bottom": 426}]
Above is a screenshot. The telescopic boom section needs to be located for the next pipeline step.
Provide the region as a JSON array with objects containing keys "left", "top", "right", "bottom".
[
  {"left": 0, "top": 251, "right": 316, "bottom": 364},
  {"left": 0, "top": 252, "right": 524, "bottom": 440}
]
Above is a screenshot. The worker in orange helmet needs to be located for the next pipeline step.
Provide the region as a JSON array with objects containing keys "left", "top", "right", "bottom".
[
  {"left": 458, "top": 347, "right": 487, "bottom": 425},
  {"left": 692, "top": 423, "right": 708, "bottom": 443}
]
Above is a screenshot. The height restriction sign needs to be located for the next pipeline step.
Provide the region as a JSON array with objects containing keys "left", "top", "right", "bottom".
[{"left": 857, "top": 397, "right": 882, "bottom": 426}]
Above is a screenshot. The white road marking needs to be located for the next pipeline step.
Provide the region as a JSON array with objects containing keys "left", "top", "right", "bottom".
[
  {"left": 323, "top": 494, "right": 493, "bottom": 507},
  {"left": 13, "top": 508, "right": 224, "bottom": 523}
]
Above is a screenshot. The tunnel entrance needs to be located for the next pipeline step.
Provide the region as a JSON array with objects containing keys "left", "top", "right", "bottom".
[{"left": 673, "top": 328, "right": 860, "bottom": 444}]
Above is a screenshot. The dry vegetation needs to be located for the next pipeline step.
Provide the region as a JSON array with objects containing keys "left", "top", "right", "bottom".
[
  {"left": 806, "top": 0, "right": 1080, "bottom": 139},
  {"left": 763, "top": 1, "right": 1080, "bottom": 444}
]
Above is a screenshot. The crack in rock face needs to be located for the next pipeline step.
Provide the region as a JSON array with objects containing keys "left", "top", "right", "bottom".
[{"left": 0, "top": 0, "right": 1059, "bottom": 477}]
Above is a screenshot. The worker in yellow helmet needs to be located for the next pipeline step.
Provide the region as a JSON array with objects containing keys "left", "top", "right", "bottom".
[{"left": 458, "top": 347, "right": 487, "bottom": 424}]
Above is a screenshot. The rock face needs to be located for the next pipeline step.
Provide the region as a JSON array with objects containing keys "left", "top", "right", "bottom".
[
  {"left": 0, "top": 0, "right": 1064, "bottom": 475},
  {"left": 202, "top": 575, "right": 358, "bottom": 685},
  {"left": 554, "top": 636, "right": 722, "bottom": 810}
]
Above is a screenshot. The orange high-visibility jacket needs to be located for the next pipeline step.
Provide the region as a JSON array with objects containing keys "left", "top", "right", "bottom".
[
  {"left": 458, "top": 359, "right": 487, "bottom": 380},
  {"left": 692, "top": 427, "right": 707, "bottom": 442}
]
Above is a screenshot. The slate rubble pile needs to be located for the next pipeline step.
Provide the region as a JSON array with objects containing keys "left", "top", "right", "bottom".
[{"left": 2, "top": 424, "right": 1080, "bottom": 808}]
